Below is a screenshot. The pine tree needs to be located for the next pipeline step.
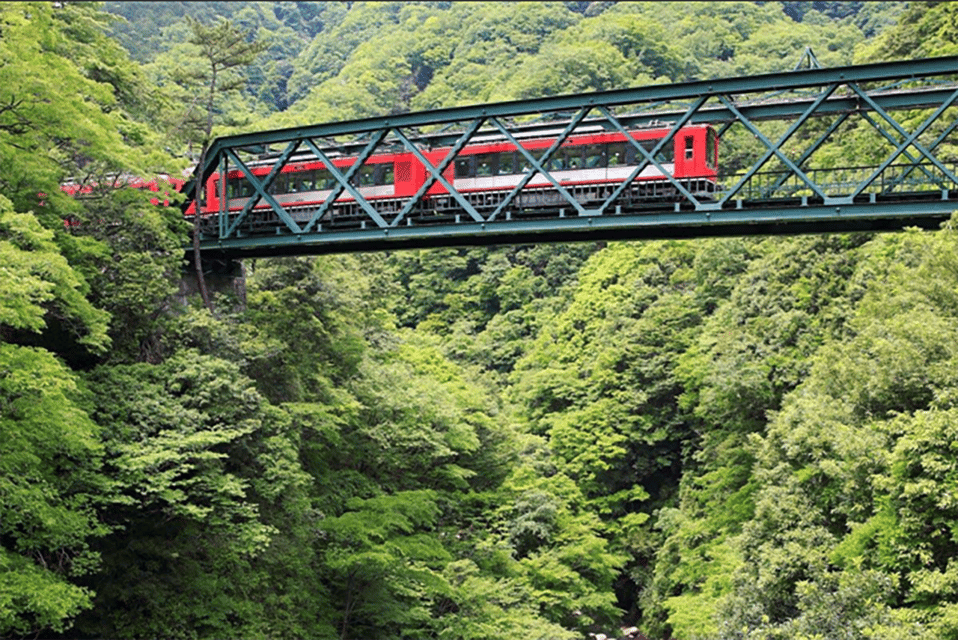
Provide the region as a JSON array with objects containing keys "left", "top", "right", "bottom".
[{"left": 182, "top": 17, "right": 265, "bottom": 312}]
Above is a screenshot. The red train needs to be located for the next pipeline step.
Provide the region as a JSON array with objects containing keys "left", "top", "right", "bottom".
[
  {"left": 60, "top": 175, "right": 185, "bottom": 204},
  {"left": 66, "top": 124, "right": 719, "bottom": 229}
]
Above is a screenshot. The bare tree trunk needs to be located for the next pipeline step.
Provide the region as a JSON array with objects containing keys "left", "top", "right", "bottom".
[
  {"left": 183, "top": 17, "right": 265, "bottom": 315},
  {"left": 193, "top": 150, "right": 214, "bottom": 313},
  {"left": 191, "top": 65, "right": 221, "bottom": 314}
]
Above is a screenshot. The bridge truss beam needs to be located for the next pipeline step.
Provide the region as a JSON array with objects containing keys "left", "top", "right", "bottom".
[{"left": 185, "top": 56, "right": 958, "bottom": 259}]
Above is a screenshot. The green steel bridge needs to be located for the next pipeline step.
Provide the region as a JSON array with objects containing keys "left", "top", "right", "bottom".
[{"left": 184, "top": 55, "right": 958, "bottom": 260}]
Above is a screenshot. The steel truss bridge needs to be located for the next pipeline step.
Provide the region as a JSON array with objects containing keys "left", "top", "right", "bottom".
[{"left": 185, "top": 56, "right": 958, "bottom": 259}]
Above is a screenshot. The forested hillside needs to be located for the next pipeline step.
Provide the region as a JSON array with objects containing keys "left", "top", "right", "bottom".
[{"left": 5, "top": 2, "right": 958, "bottom": 639}]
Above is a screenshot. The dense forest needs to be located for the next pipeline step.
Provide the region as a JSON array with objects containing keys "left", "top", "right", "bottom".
[{"left": 4, "top": 1, "right": 958, "bottom": 639}]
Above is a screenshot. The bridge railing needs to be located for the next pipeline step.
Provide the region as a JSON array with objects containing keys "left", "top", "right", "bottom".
[{"left": 734, "top": 162, "right": 958, "bottom": 202}]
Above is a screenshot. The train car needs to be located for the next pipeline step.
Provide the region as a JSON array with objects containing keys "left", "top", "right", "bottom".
[
  {"left": 439, "top": 124, "right": 718, "bottom": 212},
  {"left": 208, "top": 149, "right": 425, "bottom": 225},
  {"left": 62, "top": 175, "right": 185, "bottom": 204},
  {"left": 202, "top": 124, "right": 719, "bottom": 230},
  {"left": 62, "top": 125, "right": 720, "bottom": 233},
  {"left": 59, "top": 174, "right": 186, "bottom": 229}
]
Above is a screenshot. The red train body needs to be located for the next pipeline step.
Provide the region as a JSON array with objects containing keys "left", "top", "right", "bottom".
[
  {"left": 67, "top": 124, "right": 720, "bottom": 226},
  {"left": 62, "top": 175, "right": 185, "bottom": 205}
]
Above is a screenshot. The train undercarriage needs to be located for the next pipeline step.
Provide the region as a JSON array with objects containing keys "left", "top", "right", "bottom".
[{"left": 205, "top": 177, "right": 721, "bottom": 237}]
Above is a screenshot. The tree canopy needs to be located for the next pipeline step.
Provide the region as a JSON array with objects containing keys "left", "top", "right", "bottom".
[{"left": 10, "top": 2, "right": 958, "bottom": 639}]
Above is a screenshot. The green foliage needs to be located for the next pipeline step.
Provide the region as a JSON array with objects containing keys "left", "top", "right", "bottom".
[
  {"left": 2, "top": 3, "right": 951, "bottom": 638},
  {"left": 284, "top": 2, "right": 406, "bottom": 104},
  {"left": 497, "top": 40, "right": 635, "bottom": 100},
  {"left": 0, "top": 194, "right": 110, "bottom": 354},
  {"left": 344, "top": 331, "right": 494, "bottom": 493},
  {"left": 76, "top": 352, "right": 312, "bottom": 639},
  {"left": 319, "top": 490, "right": 450, "bottom": 638},
  {"left": 856, "top": 2, "right": 957, "bottom": 62},
  {"left": 679, "top": 235, "right": 861, "bottom": 435},
  {"left": 138, "top": 15, "right": 267, "bottom": 155},
  {"left": 554, "top": 13, "right": 685, "bottom": 81},
  {"left": 648, "top": 435, "right": 754, "bottom": 639},
  {"left": 711, "top": 221, "right": 958, "bottom": 639},
  {"left": 0, "top": 2, "right": 158, "bottom": 214},
  {"left": 241, "top": 256, "right": 371, "bottom": 402},
  {"left": 492, "top": 457, "right": 627, "bottom": 632},
  {"left": 438, "top": 559, "right": 578, "bottom": 640},
  {"left": 512, "top": 241, "right": 704, "bottom": 502},
  {"left": 0, "top": 343, "right": 107, "bottom": 637}
]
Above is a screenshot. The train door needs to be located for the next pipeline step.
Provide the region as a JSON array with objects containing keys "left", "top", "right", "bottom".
[{"left": 674, "top": 130, "right": 697, "bottom": 177}]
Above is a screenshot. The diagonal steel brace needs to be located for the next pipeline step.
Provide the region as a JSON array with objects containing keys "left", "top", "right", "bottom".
[{"left": 391, "top": 118, "right": 487, "bottom": 227}]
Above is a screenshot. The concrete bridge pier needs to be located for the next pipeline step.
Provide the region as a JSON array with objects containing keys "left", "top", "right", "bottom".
[{"left": 177, "top": 255, "right": 246, "bottom": 307}]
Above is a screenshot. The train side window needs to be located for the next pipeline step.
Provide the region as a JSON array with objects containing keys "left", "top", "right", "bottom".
[
  {"left": 584, "top": 145, "right": 605, "bottom": 168},
  {"left": 607, "top": 143, "right": 626, "bottom": 167},
  {"left": 547, "top": 149, "right": 566, "bottom": 172},
  {"left": 685, "top": 136, "right": 694, "bottom": 161},
  {"left": 518, "top": 151, "right": 532, "bottom": 173},
  {"left": 269, "top": 173, "right": 287, "bottom": 194},
  {"left": 635, "top": 139, "right": 667, "bottom": 165},
  {"left": 352, "top": 164, "right": 376, "bottom": 186},
  {"left": 375, "top": 163, "right": 395, "bottom": 186},
  {"left": 315, "top": 168, "right": 334, "bottom": 189},
  {"left": 566, "top": 146, "right": 583, "bottom": 169},
  {"left": 292, "top": 172, "right": 307, "bottom": 192},
  {"left": 476, "top": 154, "right": 493, "bottom": 177},
  {"left": 496, "top": 152, "right": 515, "bottom": 175},
  {"left": 653, "top": 139, "right": 675, "bottom": 164},
  {"left": 661, "top": 139, "right": 675, "bottom": 164},
  {"left": 455, "top": 157, "right": 474, "bottom": 178}
]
